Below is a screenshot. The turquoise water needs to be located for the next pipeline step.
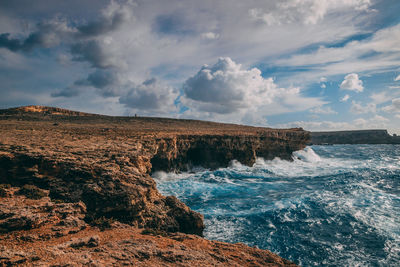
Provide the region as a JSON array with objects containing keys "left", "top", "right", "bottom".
[{"left": 154, "top": 145, "right": 400, "bottom": 266}]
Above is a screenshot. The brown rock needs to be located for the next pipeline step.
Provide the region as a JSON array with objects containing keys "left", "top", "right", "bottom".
[{"left": 0, "top": 106, "right": 306, "bottom": 266}]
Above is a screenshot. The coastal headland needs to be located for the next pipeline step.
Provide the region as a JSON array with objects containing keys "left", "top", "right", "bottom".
[
  {"left": 311, "top": 130, "right": 400, "bottom": 145},
  {"left": 0, "top": 106, "right": 306, "bottom": 266}
]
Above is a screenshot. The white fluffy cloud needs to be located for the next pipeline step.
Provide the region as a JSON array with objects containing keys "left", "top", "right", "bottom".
[
  {"left": 340, "top": 73, "right": 364, "bottom": 92},
  {"left": 181, "top": 57, "right": 324, "bottom": 124}
]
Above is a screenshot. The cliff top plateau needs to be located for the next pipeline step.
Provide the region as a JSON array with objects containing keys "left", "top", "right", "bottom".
[{"left": 0, "top": 105, "right": 305, "bottom": 266}]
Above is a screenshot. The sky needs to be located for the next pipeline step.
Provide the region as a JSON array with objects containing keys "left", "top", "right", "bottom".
[{"left": 1, "top": 0, "right": 400, "bottom": 133}]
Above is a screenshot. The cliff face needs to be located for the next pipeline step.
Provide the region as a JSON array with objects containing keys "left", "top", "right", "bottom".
[
  {"left": 151, "top": 132, "right": 308, "bottom": 173},
  {"left": 311, "top": 129, "right": 400, "bottom": 144},
  {"left": 0, "top": 106, "right": 305, "bottom": 266}
]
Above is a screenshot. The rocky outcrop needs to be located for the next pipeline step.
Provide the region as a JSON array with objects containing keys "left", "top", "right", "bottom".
[
  {"left": 311, "top": 129, "right": 400, "bottom": 144},
  {"left": 0, "top": 106, "right": 305, "bottom": 266},
  {"left": 0, "top": 187, "right": 296, "bottom": 266}
]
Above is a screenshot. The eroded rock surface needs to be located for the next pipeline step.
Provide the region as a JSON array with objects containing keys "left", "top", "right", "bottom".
[{"left": 0, "top": 106, "right": 305, "bottom": 266}]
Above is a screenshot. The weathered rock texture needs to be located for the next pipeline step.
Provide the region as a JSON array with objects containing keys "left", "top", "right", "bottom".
[
  {"left": 0, "top": 106, "right": 306, "bottom": 266},
  {"left": 311, "top": 129, "right": 400, "bottom": 144}
]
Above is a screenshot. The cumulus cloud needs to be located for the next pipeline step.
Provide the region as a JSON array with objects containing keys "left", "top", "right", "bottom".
[
  {"left": 181, "top": 57, "right": 324, "bottom": 123},
  {"left": 340, "top": 73, "right": 364, "bottom": 92},
  {"left": 350, "top": 101, "right": 376, "bottom": 114},
  {"left": 119, "top": 78, "right": 178, "bottom": 113}
]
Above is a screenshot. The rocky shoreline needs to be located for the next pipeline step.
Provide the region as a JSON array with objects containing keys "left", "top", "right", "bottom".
[{"left": 0, "top": 106, "right": 307, "bottom": 266}]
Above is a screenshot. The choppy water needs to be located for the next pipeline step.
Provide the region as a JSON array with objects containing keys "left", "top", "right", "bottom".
[{"left": 154, "top": 145, "right": 400, "bottom": 266}]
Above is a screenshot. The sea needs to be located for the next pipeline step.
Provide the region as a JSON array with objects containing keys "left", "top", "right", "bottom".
[{"left": 154, "top": 145, "right": 400, "bottom": 267}]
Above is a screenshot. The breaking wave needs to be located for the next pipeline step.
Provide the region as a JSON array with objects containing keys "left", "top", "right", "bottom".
[{"left": 154, "top": 145, "right": 400, "bottom": 266}]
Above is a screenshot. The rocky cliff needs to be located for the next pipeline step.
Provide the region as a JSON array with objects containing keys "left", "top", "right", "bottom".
[
  {"left": 0, "top": 106, "right": 305, "bottom": 266},
  {"left": 311, "top": 129, "right": 400, "bottom": 144}
]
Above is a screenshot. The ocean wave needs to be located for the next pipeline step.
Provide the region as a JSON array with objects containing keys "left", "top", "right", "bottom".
[{"left": 155, "top": 145, "right": 400, "bottom": 266}]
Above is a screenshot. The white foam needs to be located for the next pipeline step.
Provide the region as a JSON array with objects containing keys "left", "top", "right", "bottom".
[{"left": 293, "top": 147, "right": 321, "bottom": 162}]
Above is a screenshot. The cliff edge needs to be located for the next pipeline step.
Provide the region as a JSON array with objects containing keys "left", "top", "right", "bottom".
[{"left": 0, "top": 106, "right": 305, "bottom": 266}]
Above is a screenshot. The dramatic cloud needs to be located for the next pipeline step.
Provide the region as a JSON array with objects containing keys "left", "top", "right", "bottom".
[
  {"left": 0, "top": 1, "right": 132, "bottom": 53},
  {"left": 119, "top": 78, "right": 178, "bottom": 113},
  {"left": 70, "top": 40, "right": 113, "bottom": 69},
  {"left": 0, "top": 18, "right": 75, "bottom": 52},
  {"left": 1, "top": 0, "right": 399, "bottom": 132},
  {"left": 340, "top": 73, "right": 364, "bottom": 92},
  {"left": 181, "top": 57, "right": 324, "bottom": 123},
  {"left": 76, "top": 3, "right": 131, "bottom": 38}
]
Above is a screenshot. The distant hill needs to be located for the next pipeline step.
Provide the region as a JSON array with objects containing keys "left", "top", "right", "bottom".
[
  {"left": 311, "top": 129, "right": 400, "bottom": 144},
  {"left": 0, "top": 105, "right": 97, "bottom": 116}
]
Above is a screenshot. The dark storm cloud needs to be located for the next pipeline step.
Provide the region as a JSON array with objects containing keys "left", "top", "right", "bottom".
[
  {"left": 0, "top": 33, "right": 23, "bottom": 51},
  {"left": 0, "top": 3, "right": 129, "bottom": 53},
  {"left": 76, "top": 11, "right": 128, "bottom": 38},
  {"left": 86, "top": 70, "right": 118, "bottom": 88},
  {"left": 51, "top": 86, "right": 80, "bottom": 98},
  {"left": 70, "top": 40, "right": 111, "bottom": 69},
  {"left": 51, "top": 70, "right": 119, "bottom": 98}
]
